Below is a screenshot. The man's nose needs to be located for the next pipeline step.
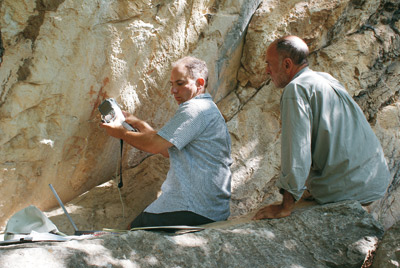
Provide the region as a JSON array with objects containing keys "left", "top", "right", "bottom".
[{"left": 171, "top": 86, "right": 178, "bottom": 94}]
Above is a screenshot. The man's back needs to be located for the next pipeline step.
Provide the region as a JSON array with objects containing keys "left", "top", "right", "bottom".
[
  {"left": 145, "top": 93, "right": 232, "bottom": 221},
  {"left": 278, "top": 67, "right": 391, "bottom": 204}
]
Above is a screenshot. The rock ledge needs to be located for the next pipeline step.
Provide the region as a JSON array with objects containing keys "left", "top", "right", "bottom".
[{"left": 0, "top": 201, "right": 383, "bottom": 268}]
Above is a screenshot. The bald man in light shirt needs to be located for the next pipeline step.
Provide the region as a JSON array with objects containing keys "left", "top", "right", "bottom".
[{"left": 253, "top": 36, "right": 391, "bottom": 220}]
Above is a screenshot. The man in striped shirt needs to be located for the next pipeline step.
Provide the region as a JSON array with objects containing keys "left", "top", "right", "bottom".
[{"left": 101, "top": 56, "right": 232, "bottom": 228}]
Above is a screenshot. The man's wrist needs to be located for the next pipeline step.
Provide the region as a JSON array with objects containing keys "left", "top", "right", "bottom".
[{"left": 282, "top": 190, "right": 295, "bottom": 210}]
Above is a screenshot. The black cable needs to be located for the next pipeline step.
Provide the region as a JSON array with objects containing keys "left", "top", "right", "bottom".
[{"left": 118, "top": 139, "right": 124, "bottom": 188}]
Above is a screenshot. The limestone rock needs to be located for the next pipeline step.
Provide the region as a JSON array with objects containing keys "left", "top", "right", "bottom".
[
  {"left": 372, "top": 221, "right": 400, "bottom": 268},
  {"left": 45, "top": 154, "right": 170, "bottom": 233},
  {"left": 227, "top": 83, "right": 283, "bottom": 217},
  {"left": 369, "top": 103, "right": 400, "bottom": 230},
  {"left": 0, "top": 0, "right": 261, "bottom": 228},
  {"left": 0, "top": 0, "right": 399, "bottom": 236},
  {"left": 0, "top": 201, "right": 384, "bottom": 268}
]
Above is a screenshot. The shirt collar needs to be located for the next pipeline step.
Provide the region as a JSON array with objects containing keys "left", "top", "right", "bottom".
[
  {"left": 179, "top": 93, "right": 212, "bottom": 106},
  {"left": 194, "top": 93, "right": 211, "bottom": 100},
  {"left": 291, "top": 66, "right": 310, "bottom": 81}
]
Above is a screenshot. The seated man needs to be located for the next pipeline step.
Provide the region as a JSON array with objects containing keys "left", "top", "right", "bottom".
[
  {"left": 101, "top": 56, "right": 232, "bottom": 228},
  {"left": 254, "top": 36, "right": 391, "bottom": 220}
]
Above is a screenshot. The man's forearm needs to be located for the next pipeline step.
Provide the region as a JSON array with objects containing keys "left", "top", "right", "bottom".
[
  {"left": 120, "top": 130, "right": 171, "bottom": 155},
  {"left": 100, "top": 120, "right": 173, "bottom": 156}
]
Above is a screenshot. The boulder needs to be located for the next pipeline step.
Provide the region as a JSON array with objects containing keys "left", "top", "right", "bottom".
[
  {"left": 0, "top": 201, "right": 383, "bottom": 268},
  {"left": 0, "top": 0, "right": 399, "bottom": 234},
  {"left": 372, "top": 221, "right": 400, "bottom": 268}
]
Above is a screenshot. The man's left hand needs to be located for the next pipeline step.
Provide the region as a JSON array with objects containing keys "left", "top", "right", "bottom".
[{"left": 100, "top": 121, "right": 126, "bottom": 140}]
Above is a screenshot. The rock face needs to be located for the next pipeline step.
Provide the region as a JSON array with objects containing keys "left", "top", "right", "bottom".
[
  {"left": 372, "top": 221, "right": 400, "bottom": 268},
  {"left": 0, "top": 0, "right": 261, "bottom": 227},
  {"left": 0, "top": 0, "right": 399, "bottom": 235},
  {"left": 45, "top": 155, "right": 171, "bottom": 233},
  {"left": 0, "top": 201, "right": 384, "bottom": 268}
]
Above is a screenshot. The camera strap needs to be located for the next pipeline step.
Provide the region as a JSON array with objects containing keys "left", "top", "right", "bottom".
[
  {"left": 118, "top": 139, "right": 124, "bottom": 188},
  {"left": 116, "top": 139, "right": 126, "bottom": 218}
]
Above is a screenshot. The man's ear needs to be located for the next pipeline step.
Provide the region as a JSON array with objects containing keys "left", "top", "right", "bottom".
[
  {"left": 196, "top": 78, "right": 205, "bottom": 92},
  {"left": 283, "top": 58, "right": 292, "bottom": 73}
]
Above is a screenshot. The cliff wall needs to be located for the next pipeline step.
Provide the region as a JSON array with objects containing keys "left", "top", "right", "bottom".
[{"left": 0, "top": 0, "right": 399, "bottom": 231}]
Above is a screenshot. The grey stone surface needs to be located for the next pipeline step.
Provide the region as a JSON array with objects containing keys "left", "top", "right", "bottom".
[
  {"left": 373, "top": 221, "right": 400, "bottom": 268},
  {"left": 0, "top": 201, "right": 383, "bottom": 268}
]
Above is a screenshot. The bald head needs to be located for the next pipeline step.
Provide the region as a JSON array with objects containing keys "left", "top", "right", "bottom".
[
  {"left": 265, "top": 36, "right": 309, "bottom": 88},
  {"left": 273, "top": 36, "right": 309, "bottom": 66}
]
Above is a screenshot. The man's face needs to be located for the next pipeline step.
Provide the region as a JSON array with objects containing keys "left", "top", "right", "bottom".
[
  {"left": 265, "top": 45, "right": 290, "bottom": 88},
  {"left": 170, "top": 63, "right": 199, "bottom": 105}
]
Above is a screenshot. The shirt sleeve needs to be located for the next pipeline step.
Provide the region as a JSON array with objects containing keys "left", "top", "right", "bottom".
[
  {"left": 276, "top": 83, "right": 312, "bottom": 201},
  {"left": 157, "top": 102, "right": 207, "bottom": 150}
]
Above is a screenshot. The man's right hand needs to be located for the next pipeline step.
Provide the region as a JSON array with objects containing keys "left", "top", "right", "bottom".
[
  {"left": 252, "top": 204, "right": 292, "bottom": 220},
  {"left": 252, "top": 190, "right": 295, "bottom": 220}
]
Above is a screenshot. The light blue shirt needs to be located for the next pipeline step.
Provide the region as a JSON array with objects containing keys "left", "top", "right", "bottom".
[
  {"left": 144, "top": 93, "right": 232, "bottom": 221},
  {"left": 276, "top": 67, "right": 391, "bottom": 204}
]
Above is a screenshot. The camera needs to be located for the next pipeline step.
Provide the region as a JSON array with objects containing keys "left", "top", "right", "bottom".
[{"left": 98, "top": 98, "right": 137, "bottom": 132}]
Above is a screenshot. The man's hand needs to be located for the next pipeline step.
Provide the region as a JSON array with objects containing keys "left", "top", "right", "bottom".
[
  {"left": 252, "top": 204, "right": 292, "bottom": 220},
  {"left": 100, "top": 111, "right": 172, "bottom": 157},
  {"left": 99, "top": 110, "right": 136, "bottom": 139},
  {"left": 122, "top": 111, "right": 156, "bottom": 134},
  {"left": 122, "top": 111, "right": 140, "bottom": 129},
  {"left": 100, "top": 120, "right": 126, "bottom": 140},
  {"left": 252, "top": 190, "right": 295, "bottom": 220}
]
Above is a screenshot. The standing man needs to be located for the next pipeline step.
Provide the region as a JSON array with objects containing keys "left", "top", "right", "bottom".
[
  {"left": 254, "top": 36, "right": 391, "bottom": 220},
  {"left": 101, "top": 56, "right": 232, "bottom": 228}
]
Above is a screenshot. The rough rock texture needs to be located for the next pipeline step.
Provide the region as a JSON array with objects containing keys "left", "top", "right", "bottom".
[
  {"left": 0, "top": 201, "right": 385, "bottom": 268},
  {"left": 0, "top": 0, "right": 261, "bottom": 227},
  {"left": 372, "top": 220, "right": 400, "bottom": 268},
  {"left": 1, "top": 0, "right": 400, "bottom": 237},
  {"left": 46, "top": 155, "right": 170, "bottom": 233},
  {"left": 370, "top": 102, "right": 400, "bottom": 230}
]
